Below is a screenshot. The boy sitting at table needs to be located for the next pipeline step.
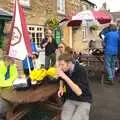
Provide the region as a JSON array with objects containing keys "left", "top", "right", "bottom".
[{"left": 57, "top": 53, "right": 92, "bottom": 120}]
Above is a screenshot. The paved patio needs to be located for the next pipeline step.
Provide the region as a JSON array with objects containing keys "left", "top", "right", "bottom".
[{"left": 90, "top": 77, "right": 120, "bottom": 120}]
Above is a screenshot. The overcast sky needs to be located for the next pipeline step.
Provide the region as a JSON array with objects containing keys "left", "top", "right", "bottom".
[{"left": 89, "top": 0, "right": 120, "bottom": 12}]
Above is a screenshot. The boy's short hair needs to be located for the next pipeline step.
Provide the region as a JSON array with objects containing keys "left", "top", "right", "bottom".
[{"left": 58, "top": 53, "right": 73, "bottom": 62}]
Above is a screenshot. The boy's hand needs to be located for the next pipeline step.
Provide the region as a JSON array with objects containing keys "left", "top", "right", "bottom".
[
  {"left": 58, "top": 88, "right": 64, "bottom": 97},
  {"left": 57, "top": 69, "right": 67, "bottom": 81}
]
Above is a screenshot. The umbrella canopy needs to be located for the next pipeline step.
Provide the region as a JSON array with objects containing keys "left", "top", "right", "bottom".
[
  {"left": 68, "top": 10, "right": 112, "bottom": 26},
  {"left": 92, "top": 11, "right": 112, "bottom": 24}
]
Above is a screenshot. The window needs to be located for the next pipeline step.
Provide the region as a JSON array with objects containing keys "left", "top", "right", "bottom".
[
  {"left": 81, "top": 3, "right": 90, "bottom": 11},
  {"left": 28, "top": 25, "right": 44, "bottom": 48},
  {"left": 57, "top": 0, "right": 65, "bottom": 14},
  {"left": 82, "top": 26, "right": 87, "bottom": 41},
  {"left": 82, "top": 4, "right": 87, "bottom": 10}
]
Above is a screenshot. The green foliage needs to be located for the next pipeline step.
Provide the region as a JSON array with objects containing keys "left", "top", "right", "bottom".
[
  {"left": 0, "top": 35, "right": 4, "bottom": 48},
  {"left": 45, "top": 17, "right": 59, "bottom": 30},
  {"left": 0, "top": 22, "right": 5, "bottom": 48}
]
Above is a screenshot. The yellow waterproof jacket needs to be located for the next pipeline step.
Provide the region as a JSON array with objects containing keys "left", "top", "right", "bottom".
[{"left": 0, "top": 60, "right": 18, "bottom": 87}]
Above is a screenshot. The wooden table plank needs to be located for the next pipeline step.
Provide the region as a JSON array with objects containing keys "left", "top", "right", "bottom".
[{"left": 0, "top": 83, "right": 59, "bottom": 104}]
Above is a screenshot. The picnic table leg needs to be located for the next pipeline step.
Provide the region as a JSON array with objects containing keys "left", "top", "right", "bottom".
[
  {"left": 52, "top": 111, "right": 61, "bottom": 120},
  {"left": 6, "top": 104, "right": 30, "bottom": 120},
  {"left": 6, "top": 109, "right": 28, "bottom": 120}
]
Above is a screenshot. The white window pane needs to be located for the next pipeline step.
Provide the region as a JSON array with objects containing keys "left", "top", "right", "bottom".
[
  {"left": 57, "top": 0, "right": 65, "bottom": 13},
  {"left": 28, "top": 25, "right": 44, "bottom": 48},
  {"left": 32, "top": 33, "right": 35, "bottom": 37}
]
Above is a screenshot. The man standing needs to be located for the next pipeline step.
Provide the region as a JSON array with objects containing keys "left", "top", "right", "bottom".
[
  {"left": 117, "top": 20, "right": 120, "bottom": 73},
  {"left": 118, "top": 31, "right": 120, "bottom": 73},
  {"left": 41, "top": 29, "right": 57, "bottom": 69},
  {"left": 99, "top": 24, "right": 111, "bottom": 40},
  {"left": 57, "top": 53, "right": 92, "bottom": 120},
  {"left": 103, "top": 24, "right": 119, "bottom": 84}
]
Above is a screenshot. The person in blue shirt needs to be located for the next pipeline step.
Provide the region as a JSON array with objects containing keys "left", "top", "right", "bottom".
[
  {"left": 117, "top": 27, "right": 120, "bottom": 73},
  {"left": 116, "top": 20, "right": 120, "bottom": 73},
  {"left": 99, "top": 25, "right": 111, "bottom": 40},
  {"left": 118, "top": 33, "right": 120, "bottom": 73},
  {"left": 22, "top": 40, "right": 38, "bottom": 77},
  {"left": 104, "top": 24, "right": 119, "bottom": 84}
]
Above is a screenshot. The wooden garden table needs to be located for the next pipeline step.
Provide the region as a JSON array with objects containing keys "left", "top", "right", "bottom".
[{"left": 0, "top": 83, "right": 59, "bottom": 120}]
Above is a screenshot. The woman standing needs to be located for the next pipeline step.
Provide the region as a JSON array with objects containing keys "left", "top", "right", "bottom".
[
  {"left": 56, "top": 42, "right": 73, "bottom": 65},
  {"left": 56, "top": 42, "right": 66, "bottom": 60}
]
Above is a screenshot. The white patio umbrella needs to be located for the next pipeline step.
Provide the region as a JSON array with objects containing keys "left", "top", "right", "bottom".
[{"left": 68, "top": 10, "right": 112, "bottom": 26}]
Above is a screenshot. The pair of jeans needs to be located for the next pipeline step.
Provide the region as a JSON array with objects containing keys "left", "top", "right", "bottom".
[
  {"left": 45, "top": 53, "right": 56, "bottom": 69},
  {"left": 118, "top": 55, "right": 120, "bottom": 71},
  {"left": 61, "top": 100, "right": 91, "bottom": 120},
  {"left": 104, "top": 55, "right": 117, "bottom": 80}
]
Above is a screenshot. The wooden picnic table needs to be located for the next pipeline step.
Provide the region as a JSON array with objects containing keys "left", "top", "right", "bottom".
[
  {"left": 0, "top": 83, "right": 59, "bottom": 120},
  {"left": 80, "top": 54, "right": 105, "bottom": 86}
]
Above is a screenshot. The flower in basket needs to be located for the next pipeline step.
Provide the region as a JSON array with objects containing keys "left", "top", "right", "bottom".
[
  {"left": 30, "top": 69, "right": 47, "bottom": 81},
  {"left": 47, "top": 67, "right": 58, "bottom": 79}
]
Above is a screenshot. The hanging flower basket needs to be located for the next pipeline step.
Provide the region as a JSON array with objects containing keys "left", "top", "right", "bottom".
[{"left": 89, "top": 24, "right": 99, "bottom": 31}]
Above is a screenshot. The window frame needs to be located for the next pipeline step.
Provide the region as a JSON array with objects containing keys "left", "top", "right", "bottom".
[
  {"left": 57, "top": 0, "right": 65, "bottom": 15},
  {"left": 27, "top": 25, "right": 44, "bottom": 48},
  {"left": 11, "top": 0, "right": 30, "bottom": 8}
]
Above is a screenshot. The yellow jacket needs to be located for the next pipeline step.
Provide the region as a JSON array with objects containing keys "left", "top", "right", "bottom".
[{"left": 0, "top": 60, "right": 18, "bottom": 87}]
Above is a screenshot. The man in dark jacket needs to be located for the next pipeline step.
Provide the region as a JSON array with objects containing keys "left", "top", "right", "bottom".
[
  {"left": 57, "top": 53, "right": 92, "bottom": 120},
  {"left": 41, "top": 29, "right": 57, "bottom": 69}
]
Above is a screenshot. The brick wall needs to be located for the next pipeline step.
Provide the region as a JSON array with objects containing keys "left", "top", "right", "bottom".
[{"left": 0, "top": 0, "right": 95, "bottom": 68}]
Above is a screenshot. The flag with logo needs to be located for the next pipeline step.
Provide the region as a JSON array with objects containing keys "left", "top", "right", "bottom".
[{"left": 8, "top": 0, "right": 32, "bottom": 60}]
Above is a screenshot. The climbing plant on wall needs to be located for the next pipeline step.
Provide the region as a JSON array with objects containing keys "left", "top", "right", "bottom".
[
  {"left": 45, "top": 17, "right": 62, "bottom": 44},
  {"left": 89, "top": 24, "right": 99, "bottom": 32},
  {"left": 45, "top": 17, "right": 59, "bottom": 30},
  {"left": 0, "top": 21, "right": 5, "bottom": 48}
]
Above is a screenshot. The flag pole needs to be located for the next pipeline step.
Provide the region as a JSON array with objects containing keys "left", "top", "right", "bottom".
[
  {"left": 27, "top": 55, "right": 37, "bottom": 85},
  {"left": 26, "top": 56, "right": 31, "bottom": 74}
]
